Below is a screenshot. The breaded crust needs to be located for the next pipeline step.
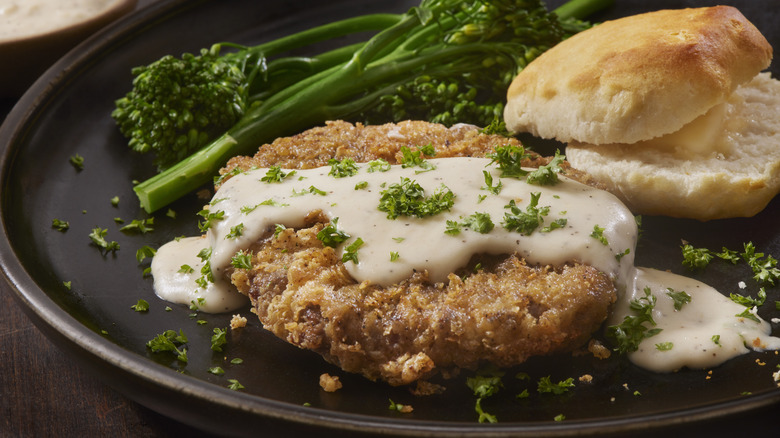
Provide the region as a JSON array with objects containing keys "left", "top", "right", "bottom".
[
  {"left": 221, "top": 121, "right": 616, "bottom": 385},
  {"left": 230, "top": 213, "right": 616, "bottom": 386},
  {"left": 504, "top": 6, "right": 772, "bottom": 144}
]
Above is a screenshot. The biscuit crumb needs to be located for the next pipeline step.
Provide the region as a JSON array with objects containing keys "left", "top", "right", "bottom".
[
  {"left": 578, "top": 374, "right": 593, "bottom": 384},
  {"left": 319, "top": 373, "right": 343, "bottom": 392},
  {"left": 230, "top": 314, "right": 247, "bottom": 329},
  {"left": 588, "top": 339, "right": 611, "bottom": 359}
]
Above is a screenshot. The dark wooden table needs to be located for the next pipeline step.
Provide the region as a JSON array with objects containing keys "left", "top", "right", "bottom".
[{"left": 1, "top": 2, "right": 778, "bottom": 437}]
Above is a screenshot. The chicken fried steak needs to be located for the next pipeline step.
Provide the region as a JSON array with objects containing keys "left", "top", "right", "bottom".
[{"left": 219, "top": 120, "right": 617, "bottom": 385}]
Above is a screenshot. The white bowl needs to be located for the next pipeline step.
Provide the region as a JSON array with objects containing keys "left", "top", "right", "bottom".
[{"left": 0, "top": 0, "right": 137, "bottom": 97}]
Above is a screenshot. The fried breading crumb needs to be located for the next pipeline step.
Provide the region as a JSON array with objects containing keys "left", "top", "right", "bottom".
[
  {"left": 410, "top": 380, "right": 446, "bottom": 396},
  {"left": 588, "top": 339, "right": 611, "bottom": 359},
  {"left": 230, "top": 314, "right": 247, "bottom": 329},
  {"left": 319, "top": 373, "right": 343, "bottom": 392},
  {"left": 578, "top": 374, "right": 593, "bottom": 384}
]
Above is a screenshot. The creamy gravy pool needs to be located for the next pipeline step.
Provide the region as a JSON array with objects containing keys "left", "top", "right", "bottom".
[
  {"left": 0, "top": 0, "right": 119, "bottom": 41},
  {"left": 151, "top": 155, "right": 780, "bottom": 372}
]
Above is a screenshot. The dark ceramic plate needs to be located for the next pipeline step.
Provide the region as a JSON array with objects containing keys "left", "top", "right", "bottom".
[{"left": 1, "top": 0, "right": 779, "bottom": 436}]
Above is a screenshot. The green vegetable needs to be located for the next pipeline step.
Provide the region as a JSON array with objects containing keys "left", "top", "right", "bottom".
[
  {"left": 328, "top": 157, "right": 360, "bottom": 178},
  {"left": 342, "top": 238, "right": 365, "bottom": 264},
  {"left": 52, "top": 218, "right": 70, "bottom": 232},
  {"left": 116, "top": 0, "right": 610, "bottom": 212},
  {"left": 316, "top": 218, "right": 350, "bottom": 247},
  {"left": 501, "top": 192, "right": 550, "bottom": 235},
  {"left": 377, "top": 177, "right": 455, "bottom": 219},
  {"left": 537, "top": 376, "right": 575, "bottom": 394},
  {"left": 525, "top": 150, "right": 565, "bottom": 185},
  {"left": 261, "top": 166, "right": 296, "bottom": 183},
  {"left": 146, "top": 329, "right": 188, "bottom": 363},
  {"left": 89, "top": 227, "right": 120, "bottom": 254},
  {"left": 606, "top": 287, "right": 662, "bottom": 354},
  {"left": 590, "top": 224, "right": 608, "bottom": 246},
  {"left": 211, "top": 327, "right": 228, "bottom": 352},
  {"left": 665, "top": 288, "right": 691, "bottom": 311},
  {"left": 131, "top": 299, "right": 150, "bottom": 312}
]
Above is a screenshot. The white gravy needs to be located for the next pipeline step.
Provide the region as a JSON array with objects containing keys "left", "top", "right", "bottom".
[
  {"left": 151, "top": 154, "right": 780, "bottom": 371},
  {"left": 0, "top": 0, "right": 119, "bottom": 41}
]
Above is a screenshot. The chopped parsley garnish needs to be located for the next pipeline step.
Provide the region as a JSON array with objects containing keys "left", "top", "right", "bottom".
[
  {"left": 273, "top": 224, "right": 287, "bottom": 238},
  {"left": 354, "top": 181, "right": 368, "bottom": 190},
  {"left": 541, "top": 218, "right": 567, "bottom": 233},
  {"left": 131, "top": 299, "right": 149, "bottom": 312},
  {"left": 486, "top": 144, "right": 533, "bottom": 179},
  {"left": 525, "top": 150, "right": 565, "bottom": 186},
  {"left": 146, "top": 329, "right": 188, "bottom": 363},
  {"left": 197, "top": 208, "right": 225, "bottom": 232},
  {"left": 178, "top": 264, "right": 194, "bottom": 274},
  {"left": 554, "top": 414, "right": 566, "bottom": 422},
  {"left": 479, "top": 117, "right": 511, "bottom": 137},
  {"left": 445, "top": 220, "right": 462, "bottom": 236},
  {"left": 742, "top": 242, "right": 780, "bottom": 285},
  {"left": 399, "top": 144, "right": 436, "bottom": 173},
  {"left": 63, "top": 281, "right": 72, "bottom": 290},
  {"left": 736, "top": 307, "right": 761, "bottom": 323},
  {"left": 606, "top": 287, "right": 662, "bottom": 353},
  {"left": 111, "top": 196, "right": 120, "bottom": 207},
  {"left": 665, "top": 288, "right": 691, "bottom": 311},
  {"left": 537, "top": 376, "right": 575, "bottom": 395},
  {"left": 615, "top": 248, "right": 631, "bottom": 262},
  {"left": 366, "top": 158, "right": 391, "bottom": 173},
  {"left": 316, "top": 218, "right": 350, "bottom": 248},
  {"left": 260, "top": 165, "right": 296, "bottom": 183},
  {"left": 231, "top": 250, "right": 253, "bottom": 269},
  {"left": 461, "top": 212, "right": 495, "bottom": 234},
  {"left": 120, "top": 217, "right": 155, "bottom": 234},
  {"left": 730, "top": 288, "right": 766, "bottom": 307},
  {"left": 390, "top": 251, "right": 400, "bottom": 261},
  {"left": 712, "top": 335, "right": 721, "bottom": 346},
  {"left": 590, "top": 225, "right": 608, "bottom": 246},
  {"left": 52, "top": 218, "right": 69, "bottom": 232},
  {"left": 342, "top": 238, "right": 364, "bottom": 264},
  {"left": 681, "top": 242, "right": 780, "bottom": 285},
  {"left": 481, "top": 171, "right": 503, "bottom": 195},
  {"left": 214, "top": 166, "right": 247, "bottom": 186},
  {"left": 69, "top": 154, "right": 84, "bottom": 171},
  {"left": 388, "top": 399, "right": 412, "bottom": 413},
  {"left": 328, "top": 157, "right": 359, "bottom": 178},
  {"left": 292, "top": 185, "right": 327, "bottom": 196},
  {"left": 230, "top": 358, "right": 243, "bottom": 365},
  {"left": 227, "top": 379, "right": 245, "bottom": 390},
  {"left": 196, "top": 247, "right": 213, "bottom": 287},
  {"left": 655, "top": 342, "right": 674, "bottom": 351},
  {"left": 377, "top": 177, "right": 455, "bottom": 219},
  {"left": 136, "top": 245, "right": 156, "bottom": 263},
  {"left": 466, "top": 371, "right": 503, "bottom": 424},
  {"left": 681, "top": 244, "right": 714, "bottom": 270},
  {"left": 89, "top": 227, "right": 120, "bottom": 254},
  {"left": 226, "top": 223, "right": 244, "bottom": 240},
  {"left": 208, "top": 366, "right": 225, "bottom": 376},
  {"left": 501, "top": 192, "right": 549, "bottom": 235},
  {"left": 260, "top": 199, "right": 289, "bottom": 207},
  {"left": 211, "top": 327, "right": 227, "bottom": 352}
]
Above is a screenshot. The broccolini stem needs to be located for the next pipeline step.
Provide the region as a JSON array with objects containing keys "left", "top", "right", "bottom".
[
  {"left": 553, "top": 0, "right": 613, "bottom": 20},
  {"left": 248, "top": 13, "right": 403, "bottom": 57},
  {"left": 132, "top": 0, "right": 609, "bottom": 213}
]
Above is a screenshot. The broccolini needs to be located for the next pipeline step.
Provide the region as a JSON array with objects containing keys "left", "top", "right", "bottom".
[{"left": 113, "top": 0, "right": 612, "bottom": 213}]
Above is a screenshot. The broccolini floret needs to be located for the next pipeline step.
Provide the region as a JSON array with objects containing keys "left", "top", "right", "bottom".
[{"left": 115, "top": 0, "right": 612, "bottom": 212}]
